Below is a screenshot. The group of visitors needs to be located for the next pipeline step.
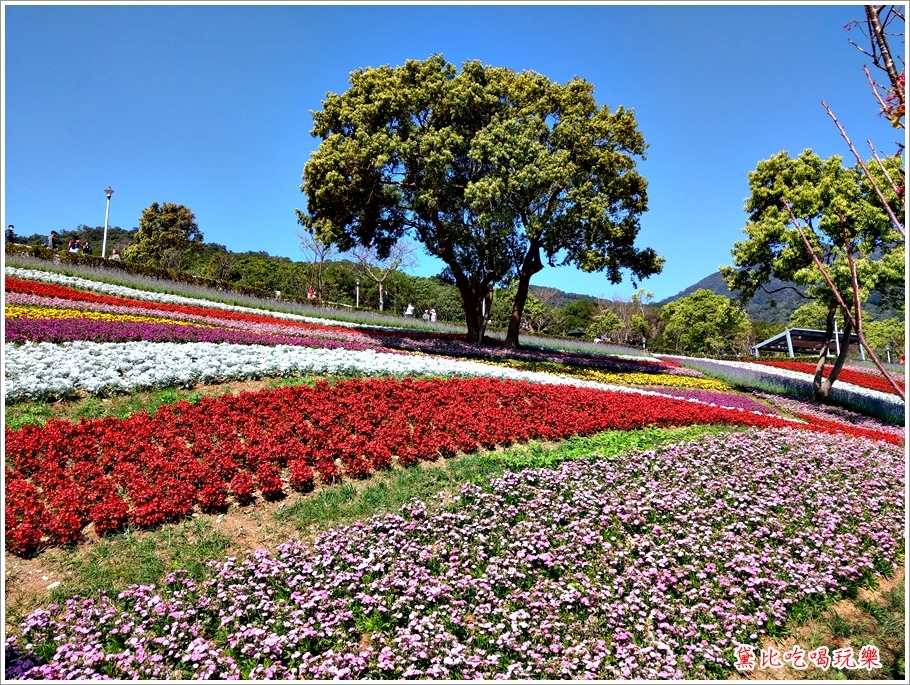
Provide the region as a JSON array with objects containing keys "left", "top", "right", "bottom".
[
  {"left": 41, "top": 229, "right": 119, "bottom": 260},
  {"left": 403, "top": 303, "right": 437, "bottom": 322},
  {"left": 67, "top": 237, "right": 94, "bottom": 255}
]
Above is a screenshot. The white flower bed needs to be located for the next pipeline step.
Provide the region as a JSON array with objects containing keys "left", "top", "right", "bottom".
[{"left": 3, "top": 342, "right": 802, "bottom": 429}]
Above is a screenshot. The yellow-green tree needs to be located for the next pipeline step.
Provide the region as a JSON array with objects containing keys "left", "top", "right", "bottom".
[
  {"left": 122, "top": 202, "right": 203, "bottom": 269},
  {"left": 660, "top": 289, "right": 752, "bottom": 356}
]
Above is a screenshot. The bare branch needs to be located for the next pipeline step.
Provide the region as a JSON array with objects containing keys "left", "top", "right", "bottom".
[
  {"left": 867, "top": 5, "right": 904, "bottom": 102},
  {"left": 867, "top": 139, "right": 903, "bottom": 195},
  {"left": 822, "top": 100, "right": 905, "bottom": 235},
  {"left": 864, "top": 64, "right": 892, "bottom": 113},
  {"left": 783, "top": 198, "right": 905, "bottom": 399},
  {"left": 837, "top": 208, "right": 905, "bottom": 399}
]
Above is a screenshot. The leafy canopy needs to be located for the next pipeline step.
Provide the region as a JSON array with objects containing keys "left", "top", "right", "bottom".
[
  {"left": 122, "top": 202, "right": 203, "bottom": 268},
  {"left": 660, "top": 289, "right": 752, "bottom": 356},
  {"left": 300, "top": 55, "right": 662, "bottom": 342},
  {"left": 720, "top": 149, "right": 904, "bottom": 313}
]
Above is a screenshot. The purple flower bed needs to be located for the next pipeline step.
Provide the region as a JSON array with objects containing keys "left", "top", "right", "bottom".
[
  {"left": 5, "top": 317, "right": 381, "bottom": 352},
  {"left": 5, "top": 428, "right": 903, "bottom": 680},
  {"left": 643, "top": 387, "right": 780, "bottom": 415}
]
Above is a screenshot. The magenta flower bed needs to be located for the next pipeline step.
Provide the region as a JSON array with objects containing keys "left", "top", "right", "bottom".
[
  {"left": 4, "top": 317, "right": 380, "bottom": 352},
  {"left": 644, "top": 387, "right": 780, "bottom": 415}
]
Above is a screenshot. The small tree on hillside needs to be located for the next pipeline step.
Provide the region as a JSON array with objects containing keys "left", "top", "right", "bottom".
[
  {"left": 122, "top": 202, "right": 202, "bottom": 269},
  {"left": 586, "top": 309, "right": 623, "bottom": 341},
  {"left": 659, "top": 289, "right": 752, "bottom": 356},
  {"left": 297, "top": 230, "right": 337, "bottom": 302}
]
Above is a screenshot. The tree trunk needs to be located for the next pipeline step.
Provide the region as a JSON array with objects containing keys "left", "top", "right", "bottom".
[
  {"left": 818, "top": 315, "right": 853, "bottom": 401},
  {"left": 504, "top": 241, "right": 544, "bottom": 348},
  {"left": 812, "top": 309, "right": 853, "bottom": 403},
  {"left": 464, "top": 292, "right": 488, "bottom": 344},
  {"left": 812, "top": 309, "right": 836, "bottom": 402},
  {"left": 378, "top": 282, "right": 384, "bottom": 312}
]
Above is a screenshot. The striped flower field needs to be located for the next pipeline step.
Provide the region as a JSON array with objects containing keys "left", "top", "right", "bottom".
[{"left": 3, "top": 265, "right": 906, "bottom": 680}]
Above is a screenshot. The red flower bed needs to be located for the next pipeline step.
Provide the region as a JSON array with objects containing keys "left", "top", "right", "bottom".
[
  {"left": 754, "top": 360, "right": 905, "bottom": 396},
  {"left": 5, "top": 377, "right": 900, "bottom": 556},
  {"left": 791, "top": 412, "right": 904, "bottom": 447}
]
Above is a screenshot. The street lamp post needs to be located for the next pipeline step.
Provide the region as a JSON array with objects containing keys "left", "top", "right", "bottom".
[
  {"left": 102, "top": 187, "right": 114, "bottom": 258},
  {"left": 355, "top": 277, "right": 361, "bottom": 308}
]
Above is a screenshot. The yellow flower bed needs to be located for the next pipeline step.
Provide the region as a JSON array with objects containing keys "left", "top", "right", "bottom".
[
  {"left": 478, "top": 357, "right": 731, "bottom": 390},
  {"left": 572, "top": 368, "right": 731, "bottom": 390},
  {"left": 4, "top": 306, "right": 205, "bottom": 327}
]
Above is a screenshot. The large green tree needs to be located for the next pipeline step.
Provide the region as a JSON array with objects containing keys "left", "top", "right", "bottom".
[
  {"left": 122, "top": 202, "right": 203, "bottom": 269},
  {"left": 720, "top": 149, "right": 904, "bottom": 401},
  {"left": 299, "top": 55, "right": 663, "bottom": 345},
  {"left": 659, "top": 289, "right": 752, "bottom": 356}
]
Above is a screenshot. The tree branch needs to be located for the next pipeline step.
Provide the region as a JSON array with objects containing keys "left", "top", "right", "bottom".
[
  {"left": 864, "top": 64, "right": 893, "bottom": 115},
  {"left": 837, "top": 208, "right": 905, "bottom": 400},
  {"left": 867, "top": 139, "right": 904, "bottom": 195},
  {"left": 784, "top": 198, "right": 905, "bottom": 400},
  {"left": 758, "top": 283, "right": 811, "bottom": 299},
  {"left": 822, "top": 100, "right": 905, "bottom": 235},
  {"left": 867, "top": 5, "right": 904, "bottom": 103}
]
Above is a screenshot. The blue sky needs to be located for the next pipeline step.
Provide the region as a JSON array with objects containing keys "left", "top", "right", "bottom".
[{"left": 2, "top": 2, "right": 902, "bottom": 301}]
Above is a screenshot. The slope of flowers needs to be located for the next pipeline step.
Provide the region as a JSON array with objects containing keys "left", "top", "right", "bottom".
[
  {"left": 4, "top": 315, "right": 382, "bottom": 351},
  {"left": 3, "top": 339, "right": 719, "bottom": 402},
  {"left": 641, "top": 388, "right": 780, "bottom": 415},
  {"left": 5, "top": 291, "right": 382, "bottom": 346},
  {"left": 6, "top": 270, "right": 683, "bottom": 377},
  {"left": 754, "top": 359, "right": 905, "bottom": 397},
  {"left": 5, "top": 268, "right": 463, "bottom": 339},
  {"left": 6, "top": 376, "right": 902, "bottom": 556},
  {"left": 660, "top": 354, "right": 905, "bottom": 426},
  {"left": 6, "top": 379, "right": 899, "bottom": 553},
  {"left": 4, "top": 275, "right": 379, "bottom": 337},
  {"left": 377, "top": 334, "right": 683, "bottom": 375},
  {"left": 5, "top": 428, "right": 903, "bottom": 680}
]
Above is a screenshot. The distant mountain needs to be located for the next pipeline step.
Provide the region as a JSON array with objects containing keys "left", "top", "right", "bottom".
[
  {"left": 657, "top": 271, "right": 903, "bottom": 324},
  {"left": 528, "top": 275, "right": 808, "bottom": 324},
  {"left": 527, "top": 285, "right": 599, "bottom": 309},
  {"left": 656, "top": 271, "right": 808, "bottom": 325}
]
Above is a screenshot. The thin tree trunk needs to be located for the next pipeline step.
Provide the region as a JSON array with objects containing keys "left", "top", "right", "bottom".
[{"left": 504, "top": 241, "right": 544, "bottom": 348}]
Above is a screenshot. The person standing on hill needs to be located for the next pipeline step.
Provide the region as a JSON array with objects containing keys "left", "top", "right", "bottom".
[
  {"left": 6, "top": 225, "right": 15, "bottom": 243},
  {"left": 108, "top": 248, "right": 121, "bottom": 261},
  {"left": 47, "top": 230, "right": 59, "bottom": 249}
]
